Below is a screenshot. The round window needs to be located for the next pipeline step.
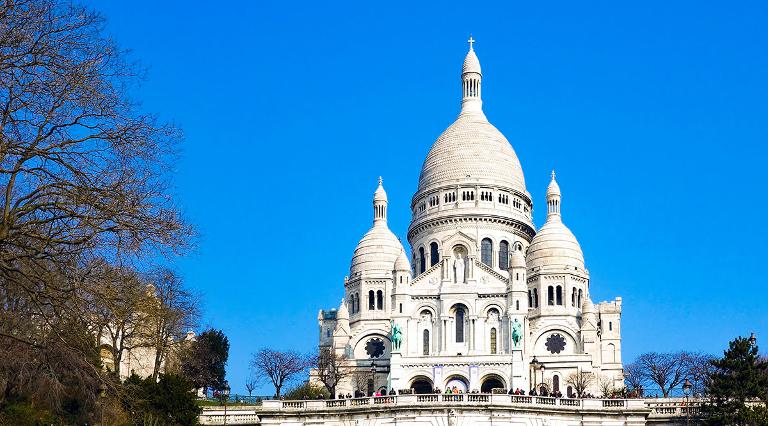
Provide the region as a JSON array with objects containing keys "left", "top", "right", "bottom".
[{"left": 365, "top": 338, "right": 385, "bottom": 358}]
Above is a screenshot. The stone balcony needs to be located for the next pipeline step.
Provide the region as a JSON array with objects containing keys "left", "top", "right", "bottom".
[{"left": 199, "top": 394, "right": 702, "bottom": 425}]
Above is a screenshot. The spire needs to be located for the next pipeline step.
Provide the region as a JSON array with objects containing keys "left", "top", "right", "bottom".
[
  {"left": 373, "top": 177, "right": 388, "bottom": 223},
  {"left": 461, "top": 37, "right": 483, "bottom": 114},
  {"left": 546, "top": 170, "right": 562, "bottom": 222}
]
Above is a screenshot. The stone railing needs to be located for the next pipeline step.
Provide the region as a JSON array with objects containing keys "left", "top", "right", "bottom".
[{"left": 200, "top": 395, "right": 672, "bottom": 425}]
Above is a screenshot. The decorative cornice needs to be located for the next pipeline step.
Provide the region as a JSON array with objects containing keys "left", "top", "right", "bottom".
[{"left": 408, "top": 214, "right": 535, "bottom": 242}]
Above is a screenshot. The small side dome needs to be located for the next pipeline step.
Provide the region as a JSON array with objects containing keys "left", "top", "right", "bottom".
[
  {"left": 546, "top": 170, "right": 561, "bottom": 197},
  {"left": 350, "top": 178, "right": 404, "bottom": 276},
  {"left": 394, "top": 249, "right": 411, "bottom": 272},
  {"left": 582, "top": 297, "right": 595, "bottom": 314},
  {"left": 526, "top": 220, "right": 585, "bottom": 271},
  {"left": 337, "top": 298, "right": 350, "bottom": 320}
]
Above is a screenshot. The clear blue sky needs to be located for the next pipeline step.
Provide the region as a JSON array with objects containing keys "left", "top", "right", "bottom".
[{"left": 89, "top": 1, "right": 767, "bottom": 394}]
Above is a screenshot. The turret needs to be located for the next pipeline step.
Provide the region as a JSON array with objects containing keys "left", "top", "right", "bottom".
[{"left": 461, "top": 37, "right": 483, "bottom": 114}]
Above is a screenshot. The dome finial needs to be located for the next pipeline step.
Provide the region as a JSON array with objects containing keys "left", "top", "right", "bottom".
[
  {"left": 378, "top": 176, "right": 383, "bottom": 186},
  {"left": 551, "top": 170, "right": 556, "bottom": 181},
  {"left": 461, "top": 37, "right": 483, "bottom": 114},
  {"left": 373, "top": 176, "right": 388, "bottom": 223},
  {"left": 468, "top": 35, "right": 475, "bottom": 51},
  {"left": 546, "top": 170, "right": 562, "bottom": 221}
]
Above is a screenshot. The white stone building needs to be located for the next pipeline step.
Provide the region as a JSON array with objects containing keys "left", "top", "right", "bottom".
[{"left": 317, "top": 39, "right": 624, "bottom": 398}]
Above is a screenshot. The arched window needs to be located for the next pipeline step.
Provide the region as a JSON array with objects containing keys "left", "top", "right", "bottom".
[
  {"left": 578, "top": 289, "right": 583, "bottom": 307},
  {"left": 490, "top": 327, "right": 497, "bottom": 354},
  {"left": 528, "top": 290, "right": 532, "bottom": 308},
  {"left": 609, "top": 321, "right": 613, "bottom": 331},
  {"left": 516, "top": 300, "right": 520, "bottom": 310},
  {"left": 556, "top": 286, "right": 563, "bottom": 305},
  {"left": 498, "top": 240, "right": 509, "bottom": 270},
  {"left": 571, "top": 288, "right": 576, "bottom": 307},
  {"left": 376, "top": 290, "right": 383, "bottom": 310},
  {"left": 430, "top": 242, "right": 439, "bottom": 267},
  {"left": 423, "top": 330, "right": 430, "bottom": 355},
  {"left": 548, "top": 286, "right": 554, "bottom": 306},
  {"left": 481, "top": 238, "right": 493, "bottom": 266},
  {"left": 355, "top": 293, "right": 360, "bottom": 313},
  {"left": 553, "top": 375, "right": 560, "bottom": 393},
  {"left": 455, "top": 307, "right": 465, "bottom": 343},
  {"left": 418, "top": 247, "right": 426, "bottom": 274},
  {"left": 368, "top": 290, "right": 375, "bottom": 310},
  {"left": 533, "top": 288, "right": 539, "bottom": 308}
]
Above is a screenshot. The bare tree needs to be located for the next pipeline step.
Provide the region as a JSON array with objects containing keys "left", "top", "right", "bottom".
[
  {"left": 352, "top": 370, "right": 370, "bottom": 395},
  {"left": 145, "top": 269, "right": 199, "bottom": 380},
  {"left": 565, "top": 370, "right": 595, "bottom": 398},
  {"left": 623, "top": 361, "right": 645, "bottom": 396},
  {"left": 680, "top": 351, "right": 714, "bottom": 397},
  {"left": 252, "top": 349, "right": 311, "bottom": 398},
  {"left": 636, "top": 352, "right": 686, "bottom": 397},
  {"left": 598, "top": 375, "right": 618, "bottom": 398},
  {"left": 245, "top": 376, "right": 257, "bottom": 397},
  {"left": 314, "top": 348, "right": 351, "bottom": 399}
]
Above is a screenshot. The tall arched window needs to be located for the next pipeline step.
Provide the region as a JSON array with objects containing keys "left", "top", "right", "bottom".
[
  {"left": 423, "top": 330, "right": 430, "bottom": 355},
  {"left": 548, "top": 286, "right": 554, "bottom": 306},
  {"left": 556, "top": 286, "right": 563, "bottom": 305},
  {"left": 533, "top": 288, "right": 539, "bottom": 308},
  {"left": 418, "top": 247, "right": 426, "bottom": 274},
  {"left": 430, "top": 242, "right": 439, "bottom": 267},
  {"left": 368, "top": 290, "right": 375, "bottom": 310},
  {"left": 490, "top": 327, "right": 497, "bottom": 354},
  {"left": 355, "top": 293, "right": 359, "bottom": 313},
  {"left": 376, "top": 290, "right": 383, "bottom": 310},
  {"left": 571, "top": 288, "right": 576, "bottom": 307},
  {"left": 455, "top": 307, "right": 466, "bottom": 343},
  {"left": 498, "top": 240, "right": 509, "bottom": 270},
  {"left": 578, "top": 289, "right": 583, "bottom": 307},
  {"left": 553, "top": 374, "right": 560, "bottom": 393},
  {"left": 481, "top": 238, "right": 493, "bottom": 266},
  {"left": 528, "top": 290, "right": 533, "bottom": 308}
]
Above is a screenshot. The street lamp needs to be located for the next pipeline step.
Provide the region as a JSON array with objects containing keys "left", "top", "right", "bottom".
[
  {"left": 222, "top": 381, "right": 231, "bottom": 426},
  {"left": 540, "top": 364, "right": 546, "bottom": 395},
  {"left": 370, "top": 361, "right": 377, "bottom": 397},
  {"left": 97, "top": 383, "right": 107, "bottom": 426},
  {"left": 749, "top": 332, "right": 757, "bottom": 346},
  {"left": 529, "top": 356, "right": 540, "bottom": 393},
  {"left": 682, "top": 378, "right": 692, "bottom": 426}
]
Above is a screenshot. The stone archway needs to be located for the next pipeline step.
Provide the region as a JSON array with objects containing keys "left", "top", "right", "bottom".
[
  {"left": 410, "top": 376, "right": 434, "bottom": 394},
  {"left": 480, "top": 375, "right": 506, "bottom": 393},
  {"left": 445, "top": 375, "right": 468, "bottom": 392}
]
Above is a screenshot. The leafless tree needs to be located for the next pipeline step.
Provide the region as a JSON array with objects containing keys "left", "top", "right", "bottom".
[
  {"left": 252, "top": 349, "right": 311, "bottom": 398},
  {"left": 245, "top": 376, "right": 257, "bottom": 397},
  {"left": 314, "top": 348, "right": 351, "bottom": 399},
  {"left": 352, "top": 370, "right": 371, "bottom": 394},
  {"left": 636, "top": 352, "right": 686, "bottom": 397},
  {"left": 565, "top": 370, "right": 595, "bottom": 398},
  {"left": 680, "top": 351, "right": 714, "bottom": 397},
  {"left": 145, "top": 269, "right": 199, "bottom": 380},
  {"left": 623, "top": 361, "right": 645, "bottom": 396},
  {"left": 598, "top": 375, "right": 618, "bottom": 398}
]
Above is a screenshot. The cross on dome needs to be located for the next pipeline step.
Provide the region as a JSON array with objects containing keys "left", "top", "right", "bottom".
[
  {"left": 378, "top": 176, "right": 383, "bottom": 186},
  {"left": 468, "top": 36, "right": 475, "bottom": 50},
  {"left": 551, "top": 170, "right": 556, "bottom": 181}
]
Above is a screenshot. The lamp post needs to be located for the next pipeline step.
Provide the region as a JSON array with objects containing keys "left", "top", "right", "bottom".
[
  {"left": 540, "top": 364, "right": 546, "bottom": 395},
  {"left": 222, "top": 381, "right": 231, "bottom": 426},
  {"left": 97, "top": 383, "right": 107, "bottom": 426},
  {"left": 682, "top": 378, "right": 692, "bottom": 426},
  {"left": 370, "top": 361, "right": 376, "bottom": 397},
  {"left": 529, "top": 356, "right": 540, "bottom": 393}
]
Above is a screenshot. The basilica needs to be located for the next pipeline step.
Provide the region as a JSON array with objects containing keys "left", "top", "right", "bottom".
[{"left": 316, "top": 40, "right": 624, "bottom": 398}]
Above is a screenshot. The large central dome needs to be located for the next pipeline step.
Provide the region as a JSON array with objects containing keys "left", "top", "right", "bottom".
[{"left": 417, "top": 113, "right": 526, "bottom": 193}]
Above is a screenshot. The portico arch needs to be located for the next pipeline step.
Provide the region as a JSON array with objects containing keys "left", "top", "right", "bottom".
[
  {"left": 444, "top": 375, "right": 469, "bottom": 392},
  {"left": 409, "top": 376, "right": 434, "bottom": 394},
  {"left": 480, "top": 374, "right": 506, "bottom": 393}
]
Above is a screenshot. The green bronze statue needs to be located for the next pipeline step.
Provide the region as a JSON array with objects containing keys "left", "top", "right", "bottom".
[
  {"left": 512, "top": 318, "right": 522, "bottom": 348},
  {"left": 391, "top": 320, "right": 403, "bottom": 351}
]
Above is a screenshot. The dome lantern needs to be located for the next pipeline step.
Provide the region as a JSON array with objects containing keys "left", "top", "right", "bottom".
[
  {"left": 373, "top": 176, "right": 388, "bottom": 223},
  {"left": 546, "top": 170, "right": 562, "bottom": 222},
  {"left": 461, "top": 36, "right": 483, "bottom": 115}
]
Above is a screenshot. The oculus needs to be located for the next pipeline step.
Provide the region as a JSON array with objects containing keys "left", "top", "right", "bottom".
[
  {"left": 365, "top": 338, "right": 385, "bottom": 358},
  {"left": 545, "top": 333, "right": 566, "bottom": 354}
]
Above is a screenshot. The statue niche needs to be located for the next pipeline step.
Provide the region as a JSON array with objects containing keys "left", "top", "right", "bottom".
[{"left": 453, "top": 245, "right": 468, "bottom": 284}]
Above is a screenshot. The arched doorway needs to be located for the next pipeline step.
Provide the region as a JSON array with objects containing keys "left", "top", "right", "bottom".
[
  {"left": 480, "top": 375, "right": 506, "bottom": 393},
  {"left": 410, "top": 376, "right": 434, "bottom": 394},
  {"left": 445, "top": 375, "right": 468, "bottom": 392}
]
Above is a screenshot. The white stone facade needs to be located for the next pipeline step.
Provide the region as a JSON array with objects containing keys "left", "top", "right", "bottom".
[{"left": 317, "top": 40, "right": 624, "bottom": 398}]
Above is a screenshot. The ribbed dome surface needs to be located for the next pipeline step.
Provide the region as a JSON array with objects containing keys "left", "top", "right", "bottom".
[
  {"left": 394, "top": 250, "right": 411, "bottom": 271},
  {"left": 417, "top": 113, "right": 526, "bottom": 192},
  {"left": 350, "top": 223, "right": 404, "bottom": 276},
  {"left": 526, "top": 220, "right": 584, "bottom": 271},
  {"left": 462, "top": 49, "right": 481, "bottom": 75}
]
